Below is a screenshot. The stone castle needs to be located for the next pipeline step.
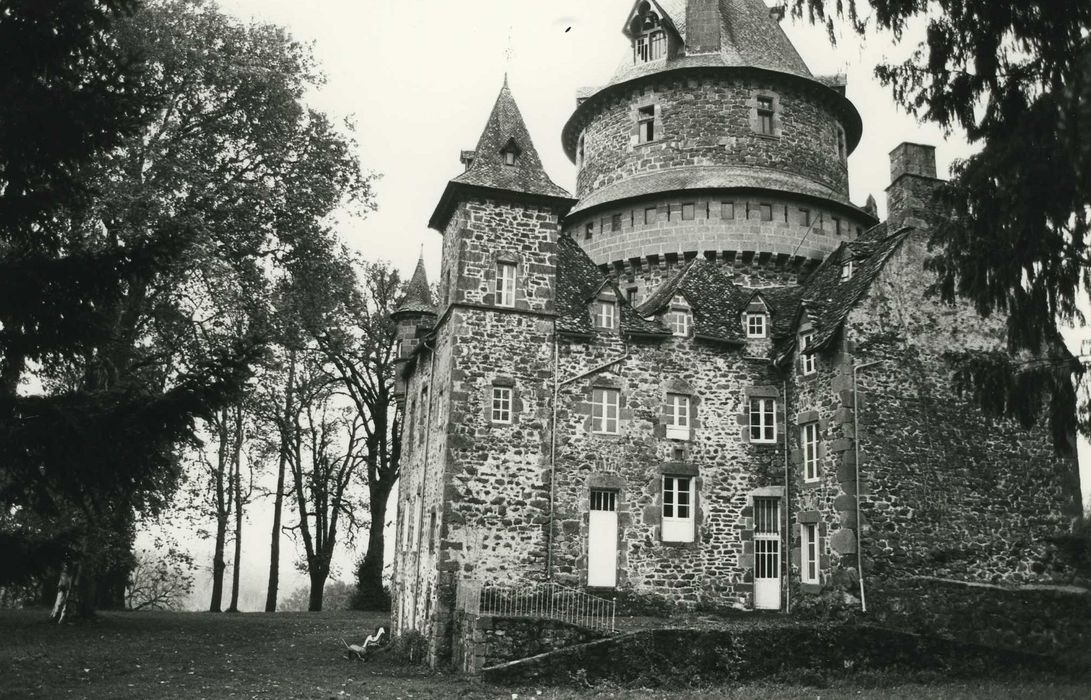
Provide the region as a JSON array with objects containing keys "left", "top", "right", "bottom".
[{"left": 390, "top": 0, "right": 1083, "bottom": 665}]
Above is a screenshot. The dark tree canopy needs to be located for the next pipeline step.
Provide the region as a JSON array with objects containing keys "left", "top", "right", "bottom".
[{"left": 793, "top": 1, "right": 1091, "bottom": 441}]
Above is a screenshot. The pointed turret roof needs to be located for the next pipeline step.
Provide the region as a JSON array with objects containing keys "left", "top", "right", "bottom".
[
  {"left": 392, "top": 254, "right": 436, "bottom": 318},
  {"left": 429, "top": 80, "right": 574, "bottom": 231}
]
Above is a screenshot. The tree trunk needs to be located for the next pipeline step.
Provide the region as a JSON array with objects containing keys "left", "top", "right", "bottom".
[
  {"left": 308, "top": 566, "right": 329, "bottom": 612},
  {"left": 265, "top": 352, "right": 294, "bottom": 612},
  {"left": 210, "top": 513, "right": 227, "bottom": 612},
  {"left": 354, "top": 490, "right": 390, "bottom": 610},
  {"left": 227, "top": 407, "right": 245, "bottom": 613}
]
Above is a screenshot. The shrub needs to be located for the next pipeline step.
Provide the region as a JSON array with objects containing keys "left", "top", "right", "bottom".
[{"left": 388, "top": 629, "right": 428, "bottom": 665}]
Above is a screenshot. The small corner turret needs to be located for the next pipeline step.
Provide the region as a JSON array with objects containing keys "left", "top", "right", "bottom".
[{"left": 392, "top": 254, "right": 436, "bottom": 404}]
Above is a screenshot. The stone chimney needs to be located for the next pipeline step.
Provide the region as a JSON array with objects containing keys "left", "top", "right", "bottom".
[
  {"left": 686, "top": 0, "right": 721, "bottom": 55},
  {"left": 885, "top": 142, "right": 941, "bottom": 230}
]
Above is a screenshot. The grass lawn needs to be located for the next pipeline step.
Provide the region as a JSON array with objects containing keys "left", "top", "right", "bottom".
[{"left": 0, "top": 609, "right": 1088, "bottom": 699}]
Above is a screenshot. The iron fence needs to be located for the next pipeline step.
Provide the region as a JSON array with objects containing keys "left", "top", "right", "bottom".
[{"left": 456, "top": 578, "right": 616, "bottom": 633}]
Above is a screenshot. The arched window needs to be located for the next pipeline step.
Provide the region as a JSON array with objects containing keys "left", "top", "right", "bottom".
[{"left": 631, "top": 3, "right": 667, "bottom": 64}]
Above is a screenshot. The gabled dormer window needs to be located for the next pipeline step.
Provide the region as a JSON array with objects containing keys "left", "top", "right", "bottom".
[
  {"left": 631, "top": 2, "right": 667, "bottom": 63},
  {"left": 667, "top": 295, "right": 691, "bottom": 337},
  {"left": 840, "top": 260, "right": 854, "bottom": 282},
  {"left": 746, "top": 313, "right": 768, "bottom": 339},
  {"left": 593, "top": 299, "right": 617, "bottom": 330},
  {"left": 500, "top": 138, "right": 521, "bottom": 167}
]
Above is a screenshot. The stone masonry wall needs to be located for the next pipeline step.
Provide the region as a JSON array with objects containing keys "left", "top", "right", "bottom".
[
  {"left": 840, "top": 231, "right": 1082, "bottom": 587},
  {"left": 550, "top": 326, "right": 788, "bottom": 606},
  {"left": 565, "top": 191, "right": 869, "bottom": 268},
  {"left": 575, "top": 75, "right": 850, "bottom": 199},
  {"left": 452, "top": 613, "right": 605, "bottom": 673}
]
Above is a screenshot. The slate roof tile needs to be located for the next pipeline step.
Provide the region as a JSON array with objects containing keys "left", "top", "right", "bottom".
[{"left": 392, "top": 255, "right": 436, "bottom": 317}]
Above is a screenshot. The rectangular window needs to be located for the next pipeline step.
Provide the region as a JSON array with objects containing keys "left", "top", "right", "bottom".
[
  {"left": 746, "top": 313, "right": 767, "bottom": 338},
  {"left": 840, "top": 261, "right": 854, "bottom": 282},
  {"left": 800, "top": 333, "right": 816, "bottom": 375},
  {"left": 668, "top": 310, "right": 690, "bottom": 337},
  {"left": 757, "top": 96, "right": 775, "bottom": 135},
  {"left": 611, "top": 213, "right": 622, "bottom": 231},
  {"left": 749, "top": 397, "right": 777, "bottom": 443},
  {"left": 428, "top": 511, "right": 437, "bottom": 554},
  {"left": 590, "top": 489, "right": 617, "bottom": 512},
  {"left": 721, "top": 201, "right": 735, "bottom": 219},
  {"left": 799, "top": 208, "right": 811, "bottom": 227},
  {"left": 666, "top": 393, "right": 691, "bottom": 440},
  {"left": 591, "top": 388, "right": 620, "bottom": 435},
  {"left": 662, "top": 476, "right": 695, "bottom": 542},
  {"left": 644, "top": 206, "right": 657, "bottom": 225},
  {"left": 635, "top": 30, "right": 666, "bottom": 63},
  {"left": 802, "top": 422, "right": 819, "bottom": 482},
  {"left": 491, "top": 386, "right": 513, "bottom": 424},
  {"left": 585, "top": 222, "right": 594, "bottom": 240},
  {"left": 594, "top": 301, "right": 616, "bottom": 330},
  {"left": 759, "top": 203, "right": 773, "bottom": 222},
  {"left": 801, "top": 523, "right": 819, "bottom": 584},
  {"left": 681, "top": 202, "right": 695, "bottom": 220},
  {"left": 638, "top": 105, "right": 655, "bottom": 144},
  {"left": 496, "top": 262, "right": 516, "bottom": 307},
  {"left": 833, "top": 217, "right": 842, "bottom": 236}
]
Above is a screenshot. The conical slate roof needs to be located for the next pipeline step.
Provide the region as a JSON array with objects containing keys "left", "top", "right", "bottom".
[
  {"left": 429, "top": 80, "right": 574, "bottom": 231},
  {"left": 392, "top": 255, "right": 436, "bottom": 318},
  {"left": 607, "top": 0, "right": 812, "bottom": 88}
]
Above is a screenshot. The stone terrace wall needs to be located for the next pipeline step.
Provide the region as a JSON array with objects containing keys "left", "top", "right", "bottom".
[
  {"left": 452, "top": 613, "right": 605, "bottom": 673},
  {"left": 867, "top": 577, "right": 1091, "bottom": 661},
  {"left": 575, "top": 76, "right": 849, "bottom": 198}
]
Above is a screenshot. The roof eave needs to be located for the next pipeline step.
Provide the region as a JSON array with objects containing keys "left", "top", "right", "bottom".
[{"left": 429, "top": 181, "right": 578, "bottom": 232}]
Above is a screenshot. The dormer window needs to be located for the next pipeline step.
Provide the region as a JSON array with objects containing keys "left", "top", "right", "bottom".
[
  {"left": 746, "top": 313, "right": 768, "bottom": 339},
  {"left": 500, "top": 138, "right": 521, "bottom": 167},
  {"left": 631, "top": 3, "right": 667, "bottom": 63},
  {"left": 841, "top": 260, "right": 854, "bottom": 282},
  {"left": 593, "top": 299, "right": 617, "bottom": 330},
  {"left": 667, "top": 295, "right": 690, "bottom": 337}
]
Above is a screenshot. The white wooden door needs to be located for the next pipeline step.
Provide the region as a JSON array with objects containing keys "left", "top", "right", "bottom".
[
  {"left": 753, "top": 497, "right": 782, "bottom": 610},
  {"left": 588, "top": 490, "right": 618, "bottom": 588}
]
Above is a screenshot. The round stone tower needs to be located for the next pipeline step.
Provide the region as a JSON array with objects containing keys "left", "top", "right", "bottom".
[{"left": 561, "top": 0, "right": 876, "bottom": 283}]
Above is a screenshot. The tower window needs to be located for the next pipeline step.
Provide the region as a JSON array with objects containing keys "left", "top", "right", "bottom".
[
  {"left": 756, "top": 96, "right": 775, "bottom": 136},
  {"left": 637, "top": 105, "right": 656, "bottom": 144},
  {"left": 632, "top": 5, "right": 667, "bottom": 64},
  {"left": 836, "top": 125, "right": 847, "bottom": 161},
  {"left": 578, "top": 133, "right": 586, "bottom": 167},
  {"left": 585, "top": 222, "right": 594, "bottom": 240},
  {"left": 611, "top": 213, "right": 622, "bottom": 231},
  {"left": 645, "top": 206, "right": 657, "bottom": 225},
  {"left": 681, "top": 202, "right": 695, "bottom": 220},
  {"left": 496, "top": 262, "right": 516, "bottom": 308},
  {"left": 799, "top": 208, "right": 811, "bottom": 227},
  {"left": 721, "top": 202, "right": 735, "bottom": 220},
  {"left": 759, "top": 203, "right": 773, "bottom": 222},
  {"left": 832, "top": 217, "right": 842, "bottom": 236},
  {"left": 503, "top": 150, "right": 516, "bottom": 166}
]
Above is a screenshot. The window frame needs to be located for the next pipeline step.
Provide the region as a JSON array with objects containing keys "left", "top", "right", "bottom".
[
  {"left": 668, "top": 309, "right": 691, "bottom": 337},
  {"left": 496, "top": 261, "right": 517, "bottom": 308},
  {"left": 745, "top": 313, "right": 768, "bottom": 339},
  {"left": 800, "top": 333, "right": 817, "bottom": 376},
  {"left": 661, "top": 475, "right": 695, "bottom": 543},
  {"left": 491, "top": 386, "right": 513, "bottom": 425},
  {"left": 665, "top": 392, "right": 691, "bottom": 440},
  {"left": 637, "top": 105, "right": 656, "bottom": 144},
  {"left": 611, "top": 213, "right": 622, "bottom": 231},
  {"left": 748, "top": 397, "right": 777, "bottom": 444},
  {"left": 593, "top": 300, "right": 617, "bottom": 330},
  {"left": 721, "top": 201, "right": 735, "bottom": 220},
  {"left": 756, "top": 96, "right": 775, "bottom": 136},
  {"left": 591, "top": 387, "right": 621, "bottom": 435},
  {"left": 681, "top": 202, "right": 696, "bottom": 220},
  {"left": 801, "top": 523, "right": 819, "bottom": 584},
  {"left": 840, "top": 260, "right": 854, "bottom": 282},
  {"left": 802, "top": 422, "right": 819, "bottom": 482},
  {"left": 759, "top": 203, "right": 773, "bottom": 222}
]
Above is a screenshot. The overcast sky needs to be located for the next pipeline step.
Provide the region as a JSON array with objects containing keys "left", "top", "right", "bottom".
[{"left": 191, "top": 0, "right": 1087, "bottom": 609}]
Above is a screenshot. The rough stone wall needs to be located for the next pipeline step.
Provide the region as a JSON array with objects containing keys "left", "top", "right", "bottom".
[
  {"left": 839, "top": 231, "right": 1082, "bottom": 586},
  {"left": 565, "top": 192, "right": 868, "bottom": 268},
  {"left": 452, "top": 613, "right": 605, "bottom": 673},
  {"left": 575, "top": 76, "right": 849, "bottom": 199},
  {"left": 549, "top": 329, "right": 788, "bottom": 606}
]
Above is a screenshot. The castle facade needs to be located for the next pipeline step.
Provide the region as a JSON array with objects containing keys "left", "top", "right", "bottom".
[{"left": 390, "top": 0, "right": 1082, "bottom": 664}]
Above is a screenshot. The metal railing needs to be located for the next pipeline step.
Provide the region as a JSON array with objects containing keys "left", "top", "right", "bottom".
[{"left": 456, "top": 578, "right": 616, "bottom": 633}]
